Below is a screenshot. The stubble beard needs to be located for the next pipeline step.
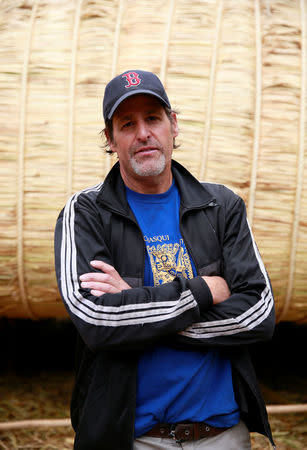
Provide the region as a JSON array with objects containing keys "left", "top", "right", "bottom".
[{"left": 129, "top": 150, "right": 166, "bottom": 177}]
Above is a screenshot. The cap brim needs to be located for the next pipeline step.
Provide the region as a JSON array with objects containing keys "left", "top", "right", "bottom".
[{"left": 107, "top": 90, "right": 171, "bottom": 120}]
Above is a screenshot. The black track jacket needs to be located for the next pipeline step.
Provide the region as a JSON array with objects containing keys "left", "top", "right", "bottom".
[{"left": 54, "top": 160, "right": 276, "bottom": 449}]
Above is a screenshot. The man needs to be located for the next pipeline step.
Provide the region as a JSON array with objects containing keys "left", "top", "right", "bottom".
[{"left": 54, "top": 70, "right": 275, "bottom": 449}]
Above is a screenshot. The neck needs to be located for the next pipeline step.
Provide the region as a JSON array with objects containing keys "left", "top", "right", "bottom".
[{"left": 121, "top": 170, "right": 173, "bottom": 194}]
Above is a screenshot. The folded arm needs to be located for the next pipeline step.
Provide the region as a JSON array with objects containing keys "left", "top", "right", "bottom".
[
  {"left": 174, "top": 191, "right": 275, "bottom": 349},
  {"left": 80, "top": 260, "right": 230, "bottom": 304},
  {"left": 55, "top": 186, "right": 275, "bottom": 353},
  {"left": 54, "top": 189, "right": 213, "bottom": 353}
]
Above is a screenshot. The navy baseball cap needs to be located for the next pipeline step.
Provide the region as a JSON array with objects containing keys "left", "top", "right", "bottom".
[{"left": 103, "top": 70, "right": 171, "bottom": 121}]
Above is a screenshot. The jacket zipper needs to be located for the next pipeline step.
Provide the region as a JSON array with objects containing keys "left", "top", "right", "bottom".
[{"left": 179, "top": 201, "right": 217, "bottom": 275}]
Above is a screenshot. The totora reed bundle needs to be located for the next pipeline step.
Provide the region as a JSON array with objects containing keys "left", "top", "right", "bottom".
[{"left": 0, "top": 0, "right": 306, "bottom": 321}]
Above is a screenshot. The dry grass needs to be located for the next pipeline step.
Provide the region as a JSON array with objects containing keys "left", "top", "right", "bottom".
[
  {"left": 0, "top": 372, "right": 74, "bottom": 449},
  {"left": 252, "top": 414, "right": 307, "bottom": 449},
  {"left": 0, "top": 371, "right": 306, "bottom": 449},
  {"left": 0, "top": 428, "right": 75, "bottom": 450}
]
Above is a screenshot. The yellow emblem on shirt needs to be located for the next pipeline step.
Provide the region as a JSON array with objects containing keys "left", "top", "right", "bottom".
[{"left": 146, "top": 238, "right": 194, "bottom": 285}]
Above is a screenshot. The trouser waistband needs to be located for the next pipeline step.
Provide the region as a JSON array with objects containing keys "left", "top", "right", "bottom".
[{"left": 145, "top": 422, "right": 229, "bottom": 443}]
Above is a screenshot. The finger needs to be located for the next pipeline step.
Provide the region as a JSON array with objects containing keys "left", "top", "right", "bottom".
[
  {"left": 80, "top": 273, "right": 108, "bottom": 282},
  {"left": 90, "top": 290, "right": 106, "bottom": 296},
  {"left": 81, "top": 281, "right": 120, "bottom": 293},
  {"left": 90, "top": 260, "right": 116, "bottom": 274}
]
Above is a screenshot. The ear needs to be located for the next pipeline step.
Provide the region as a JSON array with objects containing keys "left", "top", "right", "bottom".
[
  {"left": 170, "top": 112, "right": 179, "bottom": 139},
  {"left": 104, "top": 128, "right": 116, "bottom": 153}
]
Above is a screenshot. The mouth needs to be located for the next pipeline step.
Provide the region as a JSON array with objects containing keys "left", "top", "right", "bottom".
[{"left": 134, "top": 146, "right": 159, "bottom": 156}]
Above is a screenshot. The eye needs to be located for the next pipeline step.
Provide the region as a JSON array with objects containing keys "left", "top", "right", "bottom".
[
  {"left": 122, "top": 121, "right": 133, "bottom": 129},
  {"left": 147, "top": 115, "right": 159, "bottom": 122}
]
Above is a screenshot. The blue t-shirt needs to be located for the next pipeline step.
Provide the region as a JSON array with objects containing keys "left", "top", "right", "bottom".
[{"left": 125, "top": 182, "right": 239, "bottom": 438}]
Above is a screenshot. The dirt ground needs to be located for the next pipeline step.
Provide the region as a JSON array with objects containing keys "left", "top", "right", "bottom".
[{"left": 0, "top": 320, "right": 306, "bottom": 449}]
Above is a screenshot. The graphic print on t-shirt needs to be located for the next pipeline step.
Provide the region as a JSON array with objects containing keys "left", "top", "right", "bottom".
[
  {"left": 125, "top": 182, "right": 240, "bottom": 438},
  {"left": 146, "top": 238, "right": 194, "bottom": 285}
]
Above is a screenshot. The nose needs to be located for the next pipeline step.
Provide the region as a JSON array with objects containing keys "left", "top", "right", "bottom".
[{"left": 136, "top": 120, "right": 150, "bottom": 141}]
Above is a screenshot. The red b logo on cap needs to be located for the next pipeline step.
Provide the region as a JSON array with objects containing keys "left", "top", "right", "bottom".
[{"left": 122, "top": 72, "right": 141, "bottom": 88}]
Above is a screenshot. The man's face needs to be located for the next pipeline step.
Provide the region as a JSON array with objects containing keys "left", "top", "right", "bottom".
[{"left": 108, "top": 95, "right": 178, "bottom": 187}]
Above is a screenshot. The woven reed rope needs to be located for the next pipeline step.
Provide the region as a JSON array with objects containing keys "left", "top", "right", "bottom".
[
  {"left": 105, "top": 0, "right": 125, "bottom": 174},
  {"left": 199, "top": 0, "right": 223, "bottom": 180},
  {"left": 17, "top": 0, "right": 38, "bottom": 319},
  {"left": 0, "top": 0, "right": 306, "bottom": 321},
  {"left": 247, "top": 0, "right": 262, "bottom": 228},
  {"left": 159, "top": 0, "right": 176, "bottom": 85},
  {"left": 280, "top": 0, "right": 306, "bottom": 321},
  {"left": 67, "top": 0, "right": 83, "bottom": 199}
]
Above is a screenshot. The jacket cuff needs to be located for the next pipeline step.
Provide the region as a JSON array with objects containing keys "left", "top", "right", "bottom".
[{"left": 188, "top": 276, "right": 213, "bottom": 312}]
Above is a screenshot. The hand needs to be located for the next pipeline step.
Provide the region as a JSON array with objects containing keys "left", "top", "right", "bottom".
[
  {"left": 202, "top": 276, "right": 230, "bottom": 304},
  {"left": 80, "top": 260, "right": 131, "bottom": 296}
]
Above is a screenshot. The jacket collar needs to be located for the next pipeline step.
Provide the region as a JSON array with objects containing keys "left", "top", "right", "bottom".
[
  {"left": 96, "top": 160, "right": 215, "bottom": 215},
  {"left": 171, "top": 160, "right": 215, "bottom": 210}
]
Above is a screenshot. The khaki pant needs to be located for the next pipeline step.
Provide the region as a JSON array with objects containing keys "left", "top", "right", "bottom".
[{"left": 134, "top": 420, "right": 251, "bottom": 450}]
